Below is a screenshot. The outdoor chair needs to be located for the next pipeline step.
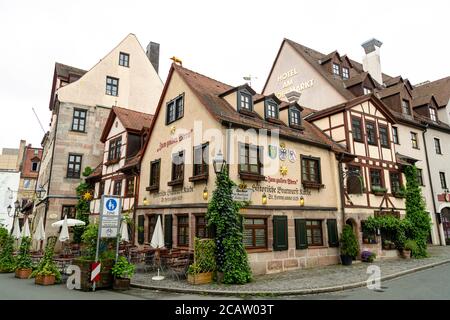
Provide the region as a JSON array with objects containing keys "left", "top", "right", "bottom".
[{"left": 166, "top": 252, "right": 193, "bottom": 281}]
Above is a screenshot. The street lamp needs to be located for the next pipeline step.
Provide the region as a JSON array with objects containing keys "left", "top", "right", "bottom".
[
  {"left": 7, "top": 205, "right": 12, "bottom": 217},
  {"left": 36, "top": 185, "right": 46, "bottom": 200},
  {"left": 213, "top": 150, "right": 226, "bottom": 174},
  {"left": 9, "top": 200, "right": 21, "bottom": 236}
]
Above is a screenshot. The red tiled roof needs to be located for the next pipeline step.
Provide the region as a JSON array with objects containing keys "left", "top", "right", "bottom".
[
  {"left": 100, "top": 107, "right": 153, "bottom": 142},
  {"left": 413, "top": 76, "right": 450, "bottom": 108},
  {"left": 173, "top": 64, "right": 347, "bottom": 154}
]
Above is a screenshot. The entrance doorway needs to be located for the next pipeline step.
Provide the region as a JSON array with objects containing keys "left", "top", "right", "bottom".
[{"left": 442, "top": 208, "right": 450, "bottom": 245}]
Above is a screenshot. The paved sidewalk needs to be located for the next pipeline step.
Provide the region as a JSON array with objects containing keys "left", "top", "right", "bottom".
[{"left": 131, "top": 246, "right": 450, "bottom": 296}]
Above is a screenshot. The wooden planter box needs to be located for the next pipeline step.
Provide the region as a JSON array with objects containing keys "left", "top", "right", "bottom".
[
  {"left": 113, "top": 278, "right": 131, "bottom": 290},
  {"left": 187, "top": 272, "right": 213, "bottom": 285},
  {"left": 72, "top": 258, "right": 114, "bottom": 291},
  {"left": 401, "top": 250, "right": 411, "bottom": 259},
  {"left": 15, "top": 268, "right": 32, "bottom": 279},
  {"left": 35, "top": 275, "right": 56, "bottom": 285}
]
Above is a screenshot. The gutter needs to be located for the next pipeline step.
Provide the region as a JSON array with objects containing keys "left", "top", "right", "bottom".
[{"left": 422, "top": 124, "right": 443, "bottom": 246}]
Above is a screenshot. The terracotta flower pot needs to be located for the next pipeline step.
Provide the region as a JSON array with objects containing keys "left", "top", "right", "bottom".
[
  {"left": 113, "top": 278, "right": 131, "bottom": 290},
  {"left": 15, "top": 268, "right": 32, "bottom": 279},
  {"left": 35, "top": 275, "right": 56, "bottom": 286},
  {"left": 401, "top": 249, "right": 411, "bottom": 259}
]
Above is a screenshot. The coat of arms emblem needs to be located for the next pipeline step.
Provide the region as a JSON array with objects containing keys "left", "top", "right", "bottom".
[
  {"left": 268, "top": 145, "right": 277, "bottom": 159},
  {"left": 288, "top": 149, "right": 297, "bottom": 163},
  {"left": 279, "top": 148, "right": 287, "bottom": 161}
]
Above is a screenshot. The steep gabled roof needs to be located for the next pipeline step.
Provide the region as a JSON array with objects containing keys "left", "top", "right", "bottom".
[
  {"left": 344, "top": 72, "right": 377, "bottom": 89},
  {"left": 141, "top": 63, "right": 348, "bottom": 159},
  {"left": 55, "top": 62, "right": 87, "bottom": 80},
  {"left": 100, "top": 107, "right": 153, "bottom": 143},
  {"left": 413, "top": 76, "right": 450, "bottom": 108},
  {"left": 305, "top": 94, "right": 397, "bottom": 124},
  {"left": 412, "top": 95, "right": 438, "bottom": 108}
]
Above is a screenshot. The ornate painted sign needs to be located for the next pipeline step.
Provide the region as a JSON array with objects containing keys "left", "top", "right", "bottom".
[
  {"left": 232, "top": 187, "right": 253, "bottom": 201},
  {"left": 279, "top": 148, "right": 287, "bottom": 161},
  {"left": 268, "top": 145, "right": 277, "bottom": 159},
  {"left": 288, "top": 149, "right": 297, "bottom": 163}
]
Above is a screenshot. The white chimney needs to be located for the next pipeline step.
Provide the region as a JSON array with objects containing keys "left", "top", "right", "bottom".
[{"left": 361, "top": 38, "right": 383, "bottom": 85}]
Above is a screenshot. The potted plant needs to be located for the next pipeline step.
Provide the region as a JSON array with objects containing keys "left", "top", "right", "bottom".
[
  {"left": 340, "top": 225, "right": 359, "bottom": 266},
  {"left": 14, "top": 237, "right": 33, "bottom": 279},
  {"left": 0, "top": 234, "right": 15, "bottom": 273},
  {"left": 392, "top": 186, "right": 406, "bottom": 198},
  {"left": 361, "top": 250, "right": 376, "bottom": 262},
  {"left": 111, "top": 256, "right": 135, "bottom": 290},
  {"left": 72, "top": 223, "right": 115, "bottom": 291},
  {"left": 401, "top": 239, "right": 418, "bottom": 259},
  {"left": 383, "top": 240, "right": 395, "bottom": 250},
  {"left": 371, "top": 186, "right": 387, "bottom": 196},
  {"left": 31, "top": 236, "right": 61, "bottom": 285},
  {"left": 187, "top": 238, "right": 216, "bottom": 284}
]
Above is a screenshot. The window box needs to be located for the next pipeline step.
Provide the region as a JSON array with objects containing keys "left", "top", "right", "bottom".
[
  {"left": 189, "top": 174, "right": 208, "bottom": 183},
  {"left": 146, "top": 185, "right": 159, "bottom": 192},
  {"left": 392, "top": 191, "right": 405, "bottom": 198},
  {"left": 371, "top": 187, "right": 387, "bottom": 196},
  {"left": 239, "top": 172, "right": 265, "bottom": 181},
  {"left": 302, "top": 181, "right": 325, "bottom": 189},
  {"left": 168, "top": 178, "right": 184, "bottom": 187}
]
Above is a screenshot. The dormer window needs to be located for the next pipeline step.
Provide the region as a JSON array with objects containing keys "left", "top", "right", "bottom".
[
  {"left": 430, "top": 108, "right": 437, "bottom": 122},
  {"left": 342, "top": 67, "right": 349, "bottom": 80},
  {"left": 238, "top": 91, "right": 253, "bottom": 111},
  {"left": 332, "top": 63, "right": 340, "bottom": 76},
  {"left": 289, "top": 107, "right": 301, "bottom": 127},
  {"left": 402, "top": 99, "right": 411, "bottom": 115},
  {"left": 363, "top": 87, "right": 372, "bottom": 95},
  {"left": 265, "top": 101, "right": 278, "bottom": 119}
]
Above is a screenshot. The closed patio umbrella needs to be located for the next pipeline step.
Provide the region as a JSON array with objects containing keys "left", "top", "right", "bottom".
[
  {"left": 22, "top": 218, "right": 31, "bottom": 238},
  {"left": 119, "top": 219, "right": 129, "bottom": 242},
  {"left": 12, "top": 217, "right": 21, "bottom": 240},
  {"left": 59, "top": 215, "right": 70, "bottom": 242},
  {"left": 51, "top": 218, "right": 86, "bottom": 228},
  {"left": 33, "top": 216, "right": 46, "bottom": 242},
  {"left": 150, "top": 216, "right": 165, "bottom": 280}
]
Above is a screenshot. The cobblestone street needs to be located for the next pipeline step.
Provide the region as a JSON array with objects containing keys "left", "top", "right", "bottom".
[{"left": 131, "top": 246, "right": 450, "bottom": 296}]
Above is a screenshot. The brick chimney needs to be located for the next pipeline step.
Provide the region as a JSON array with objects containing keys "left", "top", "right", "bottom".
[
  {"left": 146, "top": 42, "right": 160, "bottom": 74},
  {"left": 361, "top": 38, "right": 383, "bottom": 85}
]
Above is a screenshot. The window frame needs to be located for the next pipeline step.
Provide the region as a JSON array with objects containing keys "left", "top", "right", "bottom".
[
  {"left": 149, "top": 159, "right": 161, "bottom": 191},
  {"left": 301, "top": 155, "right": 322, "bottom": 185},
  {"left": 66, "top": 153, "right": 82, "bottom": 179},
  {"left": 389, "top": 171, "right": 402, "bottom": 193},
  {"left": 332, "top": 63, "right": 340, "bottom": 76},
  {"left": 105, "top": 76, "right": 119, "bottom": 96},
  {"left": 366, "top": 120, "right": 377, "bottom": 146},
  {"left": 165, "top": 93, "right": 184, "bottom": 125},
  {"left": 113, "top": 179, "right": 122, "bottom": 196},
  {"left": 305, "top": 220, "right": 323, "bottom": 246},
  {"left": 238, "top": 90, "right": 253, "bottom": 112},
  {"left": 379, "top": 124, "right": 390, "bottom": 148},
  {"left": 440, "top": 172, "right": 447, "bottom": 189},
  {"left": 342, "top": 67, "right": 349, "bottom": 80},
  {"left": 265, "top": 100, "right": 279, "bottom": 119},
  {"left": 392, "top": 126, "right": 399, "bottom": 144},
  {"left": 125, "top": 177, "right": 135, "bottom": 197},
  {"left": 411, "top": 132, "right": 419, "bottom": 149},
  {"left": 31, "top": 161, "right": 39, "bottom": 172},
  {"left": 238, "top": 143, "right": 263, "bottom": 176},
  {"left": 429, "top": 107, "right": 438, "bottom": 122},
  {"left": 192, "top": 143, "right": 209, "bottom": 178},
  {"left": 402, "top": 99, "right": 411, "bottom": 116},
  {"left": 416, "top": 168, "right": 424, "bottom": 186},
  {"left": 119, "top": 52, "right": 130, "bottom": 67},
  {"left": 289, "top": 107, "right": 301, "bottom": 126},
  {"left": 61, "top": 205, "right": 76, "bottom": 219},
  {"left": 434, "top": 138, "right": 442, "bottom": 155},
  {"left": 98, "top": 180, "right": 105, "bottom": 197},
  {"left": 351, "top": 117, "right": 363, "bottom": 142},
  {"left": 195, "top": 215, "right": 213, "bottom": 239},
  {"left": 243, "top": 217, "right": 268, "bottom": 250},
  {"left": 363, "top": 87, "right": 372, "bottom": 95},
  {"left": 177, "top": 215, "right": 189, "bottom": 247},
  {"left": 369, "top": 168, "right": 383, "bottom": 189},
  {"left": 71, "top": 108, "right": 87, "bottom": 132},
  {"left": 108, "top": 136, "right": 122, "bottom": 162},
  {"left": 169, "top": 151, "right": 185, "bottom": 185}
]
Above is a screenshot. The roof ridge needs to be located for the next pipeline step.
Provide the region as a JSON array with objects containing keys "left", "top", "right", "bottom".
[{"left": 173, "top": 64, "right": 234, "bottom": 91}]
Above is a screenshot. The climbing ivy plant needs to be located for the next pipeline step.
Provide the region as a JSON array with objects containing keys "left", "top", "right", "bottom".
[
  {"left": 206, "top": 167, "right": 252, "bottom": 284},
  {"left": 404, "top": 165, "right": 431, "bottom": 258},
  {"left": 73, "top": 167, "right": 94, "bottom": 243}
]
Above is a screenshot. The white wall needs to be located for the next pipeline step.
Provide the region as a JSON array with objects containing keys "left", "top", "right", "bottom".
[{"left": 0, "top": 171, "right": 20, "bottom": 231}]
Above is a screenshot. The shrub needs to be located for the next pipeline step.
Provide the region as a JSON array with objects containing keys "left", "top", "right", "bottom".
[
  {"left": 0, "top": 225, "right": 8, "bottom": 249},
  {"left": 188, "top": 238, "right": 216, "bottom": 275},
  {"left": 15, "top": 237, "right": 33, "bottom": 270},
  {"left": 80, "top": 223, "right": 115, "bottom": 261},
  {"left": 30, "top": 237, "right": 61, "bottom": 282},
  {"left": 340, "top": 225, "right": 359, "bottom": 258},
  {"left": 0, "top": 234, "right": 15, "bottom": 272},
  {"left": 404, "top": 239, "right": 419, "bottom": 256},
  {"left": 111, "top": 256, "right": 135, "bottom": 279}
]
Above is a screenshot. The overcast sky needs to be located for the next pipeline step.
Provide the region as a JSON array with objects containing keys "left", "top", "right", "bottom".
[{"left": 0, "top": 0, "right": 449, "bottom": 149}]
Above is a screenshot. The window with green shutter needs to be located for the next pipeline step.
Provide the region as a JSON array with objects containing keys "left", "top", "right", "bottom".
[
  {"left": 327, "top": 219, "right": 339, "bottom": 247},
  {"left": 137, "top": 215, "right": 145, "bottom": 244},
  {"left": 164, "top": 214, "right": 173, "bottom": 249},
  {"left": 295, "top": 219, "right": 308, "bottom": 249},
  {"left": 273, "top": 216, "right": 288, "bottom": 251}
]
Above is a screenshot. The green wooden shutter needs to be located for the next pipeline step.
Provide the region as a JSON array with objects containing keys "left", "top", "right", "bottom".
[
  {"left": 137, "top": 215, "right": 145, "bottom": 244},
  {"left": 295, "top": 219, "right": 308, "bottom": 249},
  {"left": 273, "top": 216, "right": 288, "bottom": 251},
  {"left": 327, "top": 219, "right": 339, "bottom": 247},
  {"left": 164, "top": 214, "right": 173, "bottom": 249}
]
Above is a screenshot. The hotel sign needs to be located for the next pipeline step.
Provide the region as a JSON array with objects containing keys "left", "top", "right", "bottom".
[{"left": 274, "top": 67, "right": 314, "bottom": 100}]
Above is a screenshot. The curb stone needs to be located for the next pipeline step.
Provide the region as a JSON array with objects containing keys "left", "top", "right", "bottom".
[{"left": 130, "top": 259, "right": 450, "bottom": 296}]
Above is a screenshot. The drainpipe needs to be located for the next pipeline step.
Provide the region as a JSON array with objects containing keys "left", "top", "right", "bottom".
[
  {"left": 337, "top": 153, "right": 346, "bottom": 230},
  {"left": 422, "top": 124, "right": 443, "bottom": 245}
]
